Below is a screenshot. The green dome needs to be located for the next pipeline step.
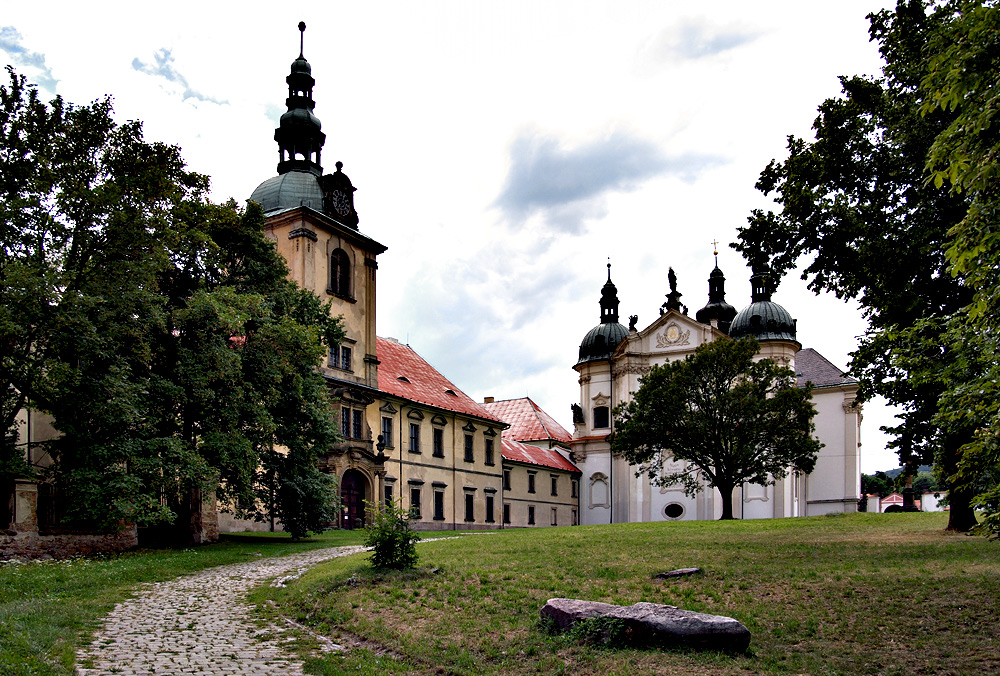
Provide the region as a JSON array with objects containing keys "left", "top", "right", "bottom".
[
  {"left": 577, "top": 322, "right": 629, "bottom": 366},
  {"left": 729, "top": 301, "right": 797, "bottom": 342}
]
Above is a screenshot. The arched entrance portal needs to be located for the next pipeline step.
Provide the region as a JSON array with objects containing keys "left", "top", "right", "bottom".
[{"left": 340, "top": 469, "right": 368, "bottom": 530}]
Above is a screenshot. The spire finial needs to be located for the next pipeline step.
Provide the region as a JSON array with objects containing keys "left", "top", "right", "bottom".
[
  {"left": 711, "top": 239, "right": 719, "bottom": 267},
  {"left": 607, "top": 258, "right": 611, "bottom": 281},
  {"left": 298, "top": 21, "right": 306, "bottom": 58}
]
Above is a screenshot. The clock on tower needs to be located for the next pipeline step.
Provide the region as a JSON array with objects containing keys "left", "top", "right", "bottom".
[{"left": 321, "top": 161, "right": 359, "bottom": 229}]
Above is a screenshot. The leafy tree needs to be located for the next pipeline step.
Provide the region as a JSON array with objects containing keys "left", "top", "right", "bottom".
[
  {"left": 732, "top": 0, "right": 979, "bottom": 531},
  {"left": 861, "top": 471, "right": 895, "bottom": 498},
  {"left": 611, "top": 338, "right": 821, "bottom": 520},
  {"left": 0, "top": 67, "right": 343, "bottom": 540},
  {"left": 920, "top": 0, "right": 1000, "bottom": 537}
]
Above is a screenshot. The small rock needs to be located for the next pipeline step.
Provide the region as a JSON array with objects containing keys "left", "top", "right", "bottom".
[
  {"left": 655, "top": 567, "right": 702, "bottom": 579},
  {"left": 541, "top": 597, "right": 750, "bottom": 653}
]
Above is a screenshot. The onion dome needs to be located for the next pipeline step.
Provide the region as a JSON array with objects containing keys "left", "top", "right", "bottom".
[
  {"left": 729, "top": 267, "right": 798, "bottom": 342},
  {"left": 695, "top": 265, "right": 737, "bottom": 333},
  {"left": 249, "top": 23, "right": 361, "bottom": 228},
  {"left": 251, "top": 23, "right": 325, "bottom": 211},
  {"left": 577, "top": 263, "right": 629, "bottom": 366},
  {"left": 273, "top": 22, "right": 325, "bottom": 177}
]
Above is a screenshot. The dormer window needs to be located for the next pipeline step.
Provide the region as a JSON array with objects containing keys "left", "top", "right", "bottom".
[{"left": 397, "top": 376, "right": 410, "bottom": 383}]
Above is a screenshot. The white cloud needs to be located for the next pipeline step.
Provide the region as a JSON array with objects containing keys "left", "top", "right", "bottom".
[{"left": 0, "top": 26, "right": 57, "bottom": 92}]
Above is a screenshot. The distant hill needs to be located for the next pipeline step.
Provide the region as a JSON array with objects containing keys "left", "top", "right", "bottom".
[{"left": 881, "top": 465, "right": 933, "bottom": 479}]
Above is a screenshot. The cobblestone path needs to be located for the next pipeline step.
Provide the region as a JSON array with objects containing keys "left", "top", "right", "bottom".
[{"left": 76, "top": 545, "right": 367, "bottom": 676}]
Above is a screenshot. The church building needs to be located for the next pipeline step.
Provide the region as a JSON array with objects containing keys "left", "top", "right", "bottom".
[{"left": 570, "top": 262, "right": 861, "bottom": 524}]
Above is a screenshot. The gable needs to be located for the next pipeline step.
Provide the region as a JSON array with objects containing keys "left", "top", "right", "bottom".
[{"left": 618, "top": 310, "right": 722, "bottom": 362}]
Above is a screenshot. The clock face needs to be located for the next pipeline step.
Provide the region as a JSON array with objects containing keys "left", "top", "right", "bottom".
[{"left": 330, "top": 189, "right": 351, "bottom": 216}]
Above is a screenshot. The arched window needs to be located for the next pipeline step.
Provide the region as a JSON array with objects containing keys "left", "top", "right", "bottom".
[{"left": 330, "top": 248, "right": 351, "bottom": 297}]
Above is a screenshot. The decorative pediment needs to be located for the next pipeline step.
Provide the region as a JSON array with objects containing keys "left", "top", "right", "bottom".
[
  {"left": 655, "top": 321, "right": 691, "bottom": 348},
  {"left": 462, "top": 421, "right": 477, "bottom": 433},
  {"left": 379, "top": 402, "right": 398, "bottom": 414},
  {"left": 407, "top": 408, "right": 425, "bottom": 421},
  {"left": 431, "top": 415, "right": 448, "bottom": 427},
  {"left": 633, "top": 311, "right": 715, "bottom": 355},
  {"left": 591, "top": 393, "right": 609, "bottom": 408},
  {"left": 484, "top": 427, "right": 498, "bottom": 437}
]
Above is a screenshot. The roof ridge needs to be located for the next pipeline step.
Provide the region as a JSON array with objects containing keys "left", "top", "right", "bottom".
[{"left": 527, "top": 397, "right": 555, "bottom": 440}]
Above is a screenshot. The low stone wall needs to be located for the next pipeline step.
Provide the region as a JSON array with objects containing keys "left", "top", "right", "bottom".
[{"left": 0, "top": 526, "right": 138, "bottom": 560}]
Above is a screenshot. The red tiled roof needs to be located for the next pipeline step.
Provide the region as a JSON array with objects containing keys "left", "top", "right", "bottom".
[
  {"left": 501, "top": 438, "right": 580, "bottom": 473},
  {"left": 376, "top": 337, "right": 504, "bottom": 424},
  {"left": 483, "top": 397, "right": 572, "bottom": 444}
]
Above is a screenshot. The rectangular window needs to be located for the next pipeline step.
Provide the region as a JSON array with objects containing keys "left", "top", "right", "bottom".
[
  {"left": 352, "top": 409, "right": 363, "bottom": 440},
  {"left": 341, "top": 346, "right": 353, "bottom": 371},
  {"left": 384, "top": 484, "right": 393, "bottom": 507},
  {"left": 503, "top": 503, "right": 511, "bottom": 524},
  {"left": 572, "top": 509, "right": 578, "bottom": 526},
  {"left": 528, "top": 472, "right": 536, "bottom": 494},
  {"left": 593, "top": 406, "right": 610, "bottom": 429},
  {"left": 433, "top": 428, "right": 444, "bottom": 457},
  {"left": 381, "top": 417, "right": 393, "bottom": 448},
  {"left": 341, "top": 408, "right": 351, "bottom": 437},
  {"left": 528, "top": 505, "right": 535, "bottom": 525},
  {"left": 485, "top": 495, "right": 495, "bottom": 523},
  {"left": 551, "top": 508, "right": 557, "bottom": 526},
  {"left": 551, "top": 475, "right": 558, "bottom": 497},
  {"left": 571, "top": 480, "right": 578, "bottom": 498},
  {"left": 409, "top": 423, "right": 420, "bottom": 453},
  {"left": 464, "top": 434, "right": 474, "bottom": 462},
  {"left": 485, "top": 438, "right": 494, "bottom": 465},
  {"left": 503, "top": 469, "right": 511, "bottom": 491},
  {"left": 410, "top": 487, "right": 421, "bottom": 519},
  {"left": 464, "top": 493, "right": 474, "bottom": 522},
  {"left": 434, "top": 490, "right": 445, "bottom": 520},
  {"left": 328, "top": 347, "right": 338, "bottom": 368}
]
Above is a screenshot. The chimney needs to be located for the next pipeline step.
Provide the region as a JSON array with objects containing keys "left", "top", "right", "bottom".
[{"left": 483, "top": 396, "right": 494, "bottom": 404}]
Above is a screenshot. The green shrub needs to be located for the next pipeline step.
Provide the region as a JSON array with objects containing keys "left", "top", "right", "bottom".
[{"left": 362, "top": 499, "right": 420, "bottom": 570}]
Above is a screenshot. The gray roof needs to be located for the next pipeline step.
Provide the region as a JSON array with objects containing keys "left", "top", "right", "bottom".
[
  {"left": 795, "top": 348, "right": 857, "bottom": 388},
  {"left": 250, "top": 170, "right": 325, "bottom": 214}
]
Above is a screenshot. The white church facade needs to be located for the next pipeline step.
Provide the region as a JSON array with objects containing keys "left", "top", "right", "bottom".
[{"left": 569, "top": 264, "right": 862, "bottom": 525}]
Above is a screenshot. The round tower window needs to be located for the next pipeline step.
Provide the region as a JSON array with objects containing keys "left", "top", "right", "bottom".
[{"left": 663, "top": 503, "right": 685, "bottom": 520}]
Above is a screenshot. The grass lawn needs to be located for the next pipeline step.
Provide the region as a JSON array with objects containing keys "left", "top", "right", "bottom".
[
  {"left": 255, "top": 513, "right": 1000, "bottom": 676},
  {"left": 0, "top": 529, "right": 365, "bottom": 676}
]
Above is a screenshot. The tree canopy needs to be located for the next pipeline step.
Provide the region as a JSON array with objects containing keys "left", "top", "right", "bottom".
[
  {"left": 0, "top": 67, "right": 343, "bottom": 540},
  {"left": 611, "top": 338, "right": 821, "bottom": 520},
  {"left": 920, "top": 0, "right": 1000, "bottom": 537},
  {"left": 732, "top": 0, "right": 980, "bottom": 531}
]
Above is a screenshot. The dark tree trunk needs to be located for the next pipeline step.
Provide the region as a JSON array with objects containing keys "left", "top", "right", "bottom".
[
  {"left": 719, "top": 484, "right": 736, "bottom": 520},
  {"left": 946, "top": 483, "right": 978, "bottom": 532},
  {"left": 942, "top": 441, "right": 978, "bottom": 533}
]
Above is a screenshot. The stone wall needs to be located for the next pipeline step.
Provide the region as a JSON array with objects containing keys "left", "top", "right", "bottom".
[{"left": 0, "top": 526, "right": 138, "bottom": 560}]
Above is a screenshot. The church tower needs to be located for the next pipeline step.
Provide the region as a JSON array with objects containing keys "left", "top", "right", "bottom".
[
  {"left": 249, "top": 23, "right": 387, "bottom": 471},
  {"left": 695, "top": 263, "right": 737, "bottom": 334}
]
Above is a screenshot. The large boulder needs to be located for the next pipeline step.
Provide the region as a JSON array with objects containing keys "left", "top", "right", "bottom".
[{"left": 541, "top": 598, "right": 750, "bottom": 653}]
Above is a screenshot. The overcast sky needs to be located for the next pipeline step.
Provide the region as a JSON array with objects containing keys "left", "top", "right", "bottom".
[{"left": 2, "top": 0, "right": 903, "bottom": 472}]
